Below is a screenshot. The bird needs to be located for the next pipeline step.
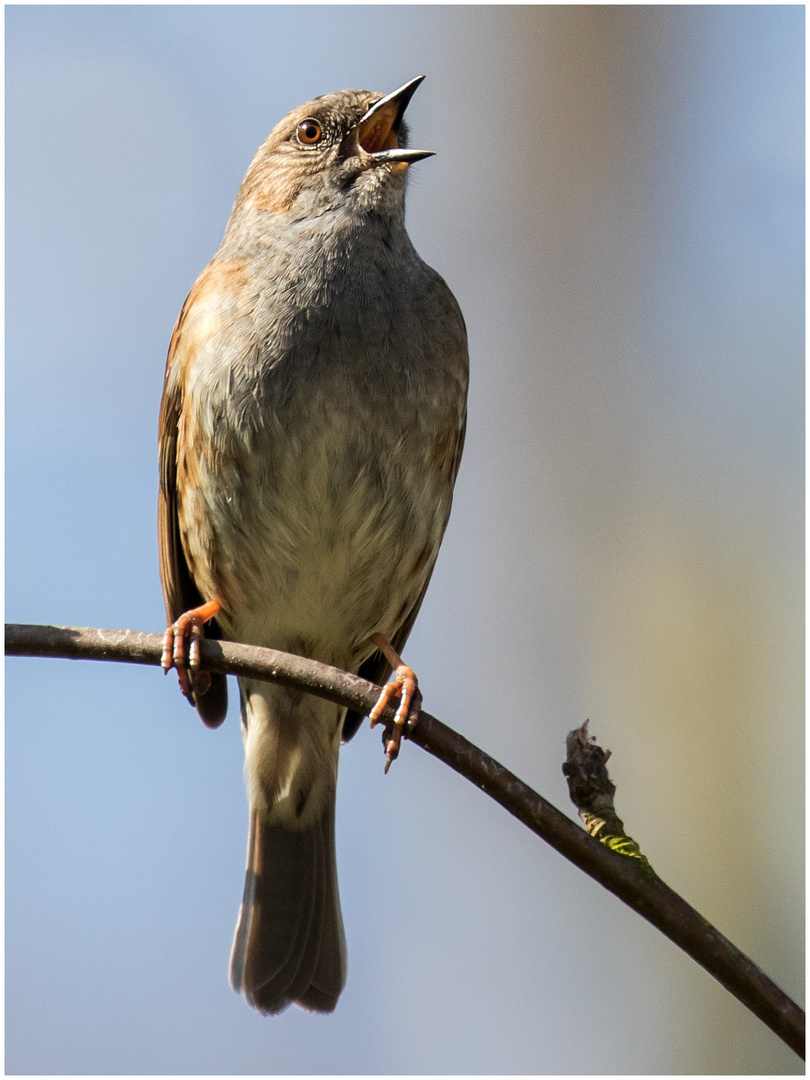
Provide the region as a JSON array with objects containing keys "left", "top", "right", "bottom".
[{"left": 157, "top": 76, "right": 468, "bottom": 1016}]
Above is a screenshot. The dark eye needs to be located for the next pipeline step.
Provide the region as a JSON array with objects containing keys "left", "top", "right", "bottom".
[{"left": 296, "top": 118, "right": 323, "bottom": 145}]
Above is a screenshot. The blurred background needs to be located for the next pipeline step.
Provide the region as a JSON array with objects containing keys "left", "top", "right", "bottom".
[{"left": 6, "top": 5, "right": 804, "bottom": 1074}]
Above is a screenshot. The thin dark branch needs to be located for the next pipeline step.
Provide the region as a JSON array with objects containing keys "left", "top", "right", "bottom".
[{"left": 5, "top": 622, "right": 804, "bottom": 1060}]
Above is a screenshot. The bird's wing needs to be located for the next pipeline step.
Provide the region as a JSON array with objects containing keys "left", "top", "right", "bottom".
[{"left": 158, "top": 269, "right": 229, "bottom": 728}]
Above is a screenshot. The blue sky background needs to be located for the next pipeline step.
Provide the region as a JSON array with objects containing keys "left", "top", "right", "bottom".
[{"left": 6, "top": 5, "right": 804, "bottom": 1074}]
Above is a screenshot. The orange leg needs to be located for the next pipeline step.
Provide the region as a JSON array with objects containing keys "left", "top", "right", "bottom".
[
  {"left": 162, "top": 598, "right": 222, "bottom": 704},
  {"left": 368, "top": 632, "right": 422, "bottom": 773}
]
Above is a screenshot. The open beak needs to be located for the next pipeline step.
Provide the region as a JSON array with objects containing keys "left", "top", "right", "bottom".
[{"left": 345, "top": 76, "right": 435, "bottom": 166}]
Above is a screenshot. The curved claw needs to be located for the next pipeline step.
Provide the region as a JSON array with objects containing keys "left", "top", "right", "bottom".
[
  {"left": 162, "top": 599, "right": 221, "bottom": 705},
  {"left": 369, "top": 664, "right": 422, "bottom": 773}
]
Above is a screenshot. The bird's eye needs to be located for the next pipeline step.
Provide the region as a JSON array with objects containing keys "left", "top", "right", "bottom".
[{"left": 296, "top": 118, "right": 323, "bottom": 146}]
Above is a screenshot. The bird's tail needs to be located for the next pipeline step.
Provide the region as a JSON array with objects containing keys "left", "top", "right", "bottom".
[{"left": 229, "top": 679, "right": 347, "bottom": 1014}]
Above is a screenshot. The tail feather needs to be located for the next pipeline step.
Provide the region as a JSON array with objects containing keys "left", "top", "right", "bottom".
[
  {"left": 229, "top": 800, "right": 347, "bottom": 1014},
  {"left": 296, "top": 804, "right": 346, "bottom": 1011}
]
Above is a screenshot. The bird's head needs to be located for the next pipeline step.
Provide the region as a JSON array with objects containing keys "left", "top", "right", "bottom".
[{"left": 231, "top": 77, "right": 433, "bottom": 225}]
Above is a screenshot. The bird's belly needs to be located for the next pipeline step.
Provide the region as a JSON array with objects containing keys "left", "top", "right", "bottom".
[{"left": 180, "top": 411, "right": 449, "bottom": 667}]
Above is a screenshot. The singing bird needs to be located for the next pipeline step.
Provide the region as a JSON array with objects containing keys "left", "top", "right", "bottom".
[{"left": 158, "top": 77, "right": 468, "bottom": 1014}]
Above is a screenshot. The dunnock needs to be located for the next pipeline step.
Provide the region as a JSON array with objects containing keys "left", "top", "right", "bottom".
[{"left": 158, "top": 77, "right": 468, "bottom": 1015}]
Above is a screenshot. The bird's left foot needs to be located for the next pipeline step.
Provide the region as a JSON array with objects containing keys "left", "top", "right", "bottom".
[{"left": 368, "top": 633, "right": 422, "bottom": 773}]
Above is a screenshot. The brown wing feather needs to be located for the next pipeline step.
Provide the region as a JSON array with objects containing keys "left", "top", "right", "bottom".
[{"left": 158, "top": 298, "right": 228, "bottom": 728}]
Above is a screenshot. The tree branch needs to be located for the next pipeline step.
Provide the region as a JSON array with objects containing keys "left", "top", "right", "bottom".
[{"left": 5, "top": 622, "right": 804, "bottom": 1059}]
